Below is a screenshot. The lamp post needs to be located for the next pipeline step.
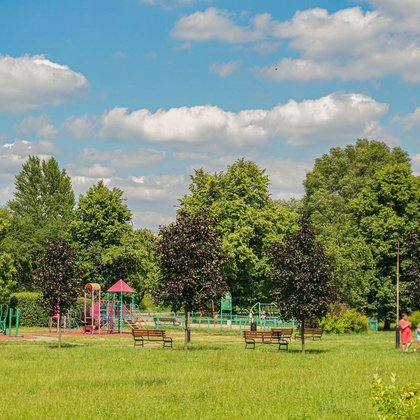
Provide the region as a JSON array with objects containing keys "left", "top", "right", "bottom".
[{"left": 394, "top": 234, "right": 400, "bottom": 349}]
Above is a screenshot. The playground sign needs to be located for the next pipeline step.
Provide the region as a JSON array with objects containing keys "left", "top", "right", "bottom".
[{"left": 221, "top": 291, "right": 232, "bottom": 311}]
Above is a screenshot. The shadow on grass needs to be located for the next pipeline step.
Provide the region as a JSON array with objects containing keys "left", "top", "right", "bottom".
[{"left": 47, "top": 342, "right": 87, "bottom": 349}]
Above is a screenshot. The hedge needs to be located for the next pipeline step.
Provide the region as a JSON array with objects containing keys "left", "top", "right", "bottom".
[{"left": 9, "top": 292, "right": 49, "bottom": 327}]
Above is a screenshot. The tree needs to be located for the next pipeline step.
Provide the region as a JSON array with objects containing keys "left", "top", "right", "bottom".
[
  {"left": 35, "top": 238, "right": 82, "bottom": 348},
  {"left": 179, "top": 159, "right": 298, "bottom": 308},
  {"left": 304, "top": 140, "right": 410, "bottom": 311},
  {"left": 6, "top": 156, "right": 75, "bottom": 290},
  {"left": 0, "top": 208, "right": 16, "bottom": 304},
  {"left": 101, "top": 229, "right": 160, "bottom": 302},
  {"left": 268, "top": 216, "right": 335, "bottom": 353},
  {"left": 9, "top": 156, "right": 75, "bottom": 225},
  {"left": 71, "top": 180, "right": 132, "bottom": 288},
  {"left": 352, "top": 164, "right": 420, "bottom": 324},
  {"left": 153, "top": 211, "right": 228, "bottom": 350},
  {"left": 406, "top": 229, "right": 420, "bottom": 310}
]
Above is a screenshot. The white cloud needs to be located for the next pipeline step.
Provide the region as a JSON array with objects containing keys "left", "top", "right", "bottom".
[
  {"left": 0, "top": 55, "right": 88, "bottom": 112},
  {"left": 260, "top": 157, "right": 312, "bottom": 200},
  {"left": 209, "top": 61, "right": 240, "bottom": 77},
  {"left": 62, "top": 115, "right": 96, "bottom": 140},
  {"left": 15, "top": 114, "right": 58, "bottom": 139},
  {"left": 133, "top": 211, "right": 174, "bottom": 231},
  {"left": 80, "top": 148, "right": 166, "bottom": 167},
  {"left": 100, "top": 105, "right": 268, "bottom": 148},
  {"left": 171, "top": 8, "right": 271, "bottom": 43},
  {"left": 258, "top": 6, "right": 420, "bottom": 82},
  {"left": 411, "top": 153, "right": 420, "bottom": 175},
  {"left": 366, "top": 0, "right": 420, "bottom": 32},
  {"left": 0, "top": 139, "right": 56, "bottom": 172},
  {"left": 100, "top": 93, "right": 388, "bottom": 148},
  {"left": 395, "top": 107, "right": 420, "bottom": 132},
  {"left": 265, "top": 93, "right": 388, "bottom": 146}
]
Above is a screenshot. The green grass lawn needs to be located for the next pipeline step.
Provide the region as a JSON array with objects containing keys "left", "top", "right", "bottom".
[{"left": 0, "top": 330, "right": 418, "bottom": 419}]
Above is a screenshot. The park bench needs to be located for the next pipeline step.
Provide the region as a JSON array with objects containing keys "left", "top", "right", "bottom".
[
  {"left": 131, "top": 328, "right": 173, "bottom": 348},
  {"left": 295, "top": 327, "right": 324, "bottom": 341},
  {"left": 243, "top": 330, "right": 288, "bottom": 351},
  {"left": 271, "top": 328, "right": 294, "bottom": 342},
  {"left": 153, "top": 316, "right": 182, "bottom": 327}
]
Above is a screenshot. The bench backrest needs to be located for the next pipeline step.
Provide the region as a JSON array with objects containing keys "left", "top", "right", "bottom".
[
  {"left": 243, "top": 331, "right": 272, "bottom": 338},
  {"left": 271, "top": 328, "right": 293, "bottom": 337},
  {"left": 132, "top": 329, "right": 166, "bottom": 338}
]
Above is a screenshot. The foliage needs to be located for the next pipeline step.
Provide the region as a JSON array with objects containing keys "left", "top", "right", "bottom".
[
  {"left": 154, "top": 210, "right": 228, "bottom": 314},
  {"left": 304, "top": 140, "right": 417, "bottom": 324},
  {"left": 0, "top": 253, "right": 16, "bottom": 304},
  {"left": 71, "top": 180, "right": 132, "bottom": 288},
  {"left": 409, "top": 311, "right": 420, "bottom": 330},
  {"left": 34, "top": 238, "right": 82, "bottom": 326},
  {"left": 154, "top": 210, "right": 228, "bottom": 349},
  {"left": 319, "top": 304, "right": 368, "bottom": 333},
  {"left": 405, "top": 229, "right": 420, "bottom": 310},
  {"left": 5, "top": 157, "right": 75, "bottom": 291},
  {"left": 372, "top": 373, "right": 420, "bottom": 419},
  {"left": 179, "top": 159, "right": 298, "bottom": 308},
  {"left": 8, "top": 156, "right": 75, "bottom": 225},
  {"left": 352, "top": 164, "right": 420, "bottom": 322},
  {"left": 9, "top": 292, "right": 49, "bottom": 327},
  {"left": 0, "top": 207, "right": 16, "bottom": 304},
  {"left": 101, "top": 229, "right": 160, "bottom": 302},
  {"left": 268, "top": 215, "right": 336, "bottom": 352}
]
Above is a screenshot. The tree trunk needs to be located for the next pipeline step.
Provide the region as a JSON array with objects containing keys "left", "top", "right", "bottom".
[
  {"left": 301, "top": 318, "right": 305, "bottom": 354},
  {"left": 384, "top": 319, "right": 391, "bottom": 331}
]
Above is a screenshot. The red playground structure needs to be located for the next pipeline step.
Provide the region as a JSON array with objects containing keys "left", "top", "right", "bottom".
[{"left": 82, "top": 279, "right": 138, "bottom": 334}]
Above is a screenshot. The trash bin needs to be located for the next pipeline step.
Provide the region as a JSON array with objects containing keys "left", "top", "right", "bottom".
[{"left": 250, "top": 322, "right": 257, "bottom": 331}]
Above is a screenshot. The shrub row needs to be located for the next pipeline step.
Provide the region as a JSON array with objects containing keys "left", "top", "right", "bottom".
[{"left": 9, "top": 292, "right": 49, "bottom": 327}]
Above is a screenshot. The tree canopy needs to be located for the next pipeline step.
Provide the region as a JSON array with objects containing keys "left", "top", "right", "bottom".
[
  {"left": 179, "top": 159, "right": 298, "bottom": 308},
  {"left": 268, "top": 216, "right": 335, "bottom": 352},
  {"left": 153, "top": 210, "right": 228, "bottom": 349}
]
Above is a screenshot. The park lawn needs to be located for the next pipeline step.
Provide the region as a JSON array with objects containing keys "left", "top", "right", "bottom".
[{"left": 0, "top": 330, "right": 418, "bottom": 419}]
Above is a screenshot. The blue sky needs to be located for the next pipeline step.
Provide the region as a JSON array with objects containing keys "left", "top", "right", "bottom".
[{"left": 1, "top": 0, "right": 419, "bottom": 229}]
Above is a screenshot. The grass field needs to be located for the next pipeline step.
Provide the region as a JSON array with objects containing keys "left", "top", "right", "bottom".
[{"left": 0, "top": 330, "right": 418, "bottom": 419}]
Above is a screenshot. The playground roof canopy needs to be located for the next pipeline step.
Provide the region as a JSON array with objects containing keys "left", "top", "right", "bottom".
[
  {"left": 84, "top": 283, "right": 101, "bottom": 291},
  {"left": 107, "top": 279, "right": 134, "bottom": 293}
]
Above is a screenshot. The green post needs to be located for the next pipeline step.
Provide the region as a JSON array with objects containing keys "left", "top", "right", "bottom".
[
  {"left": 8, "top": 308, "right": 13, "bottom": 336},
  {"left": 15, "top": 308, "right": 20, "bottom": 337}
]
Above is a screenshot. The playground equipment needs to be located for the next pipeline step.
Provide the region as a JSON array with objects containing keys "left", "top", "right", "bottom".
[
  {"left": 0, "top": 305, "right": 21, "bottom": 337},
  {"left": 250, "top": 302, "right": 281, "bottom": 327},
  {"left": 220, "top": 291, "right": 233, "bottom": 326},
  {"left": 82, "top": 279, "right": 139, "bottom": 335}
]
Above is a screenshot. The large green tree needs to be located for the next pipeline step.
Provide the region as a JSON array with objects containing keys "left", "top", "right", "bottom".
[
  {"left": 179, "top": 159, "right": 298, "bottom": 308},
  {"left": 352, "top": 163, "right": 420, "bottom": 324},
  {"left": 71, "top": 180, "right": 133, "bottom": 288},
  {"left": 5, "top": 156, "right": 75, "bottom": 290},
  {"left": 304, "top": 140, "right": 410, "bottom": 311},
  {"left": 0, "top": 207, "right": 16, "bottom": 304},
  {"left": 101, "top": 228, "right": 160, "bottom": 303},
  {"left": 153, "top": 210, "right": 228, "bottom": 350}
]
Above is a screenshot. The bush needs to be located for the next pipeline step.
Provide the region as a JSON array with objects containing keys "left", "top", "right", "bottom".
[
  {"left": 372, "top": 373, "right": 420, "bottom": 419},
  {"left": 410, "top": 311, "right": 420, "bottom": 330},
  {"left": 9, "top": 292, "right": 49, "bottom": 327},
  {"left": 319, "top": 305, "right": 368, "bottom": 333}
]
